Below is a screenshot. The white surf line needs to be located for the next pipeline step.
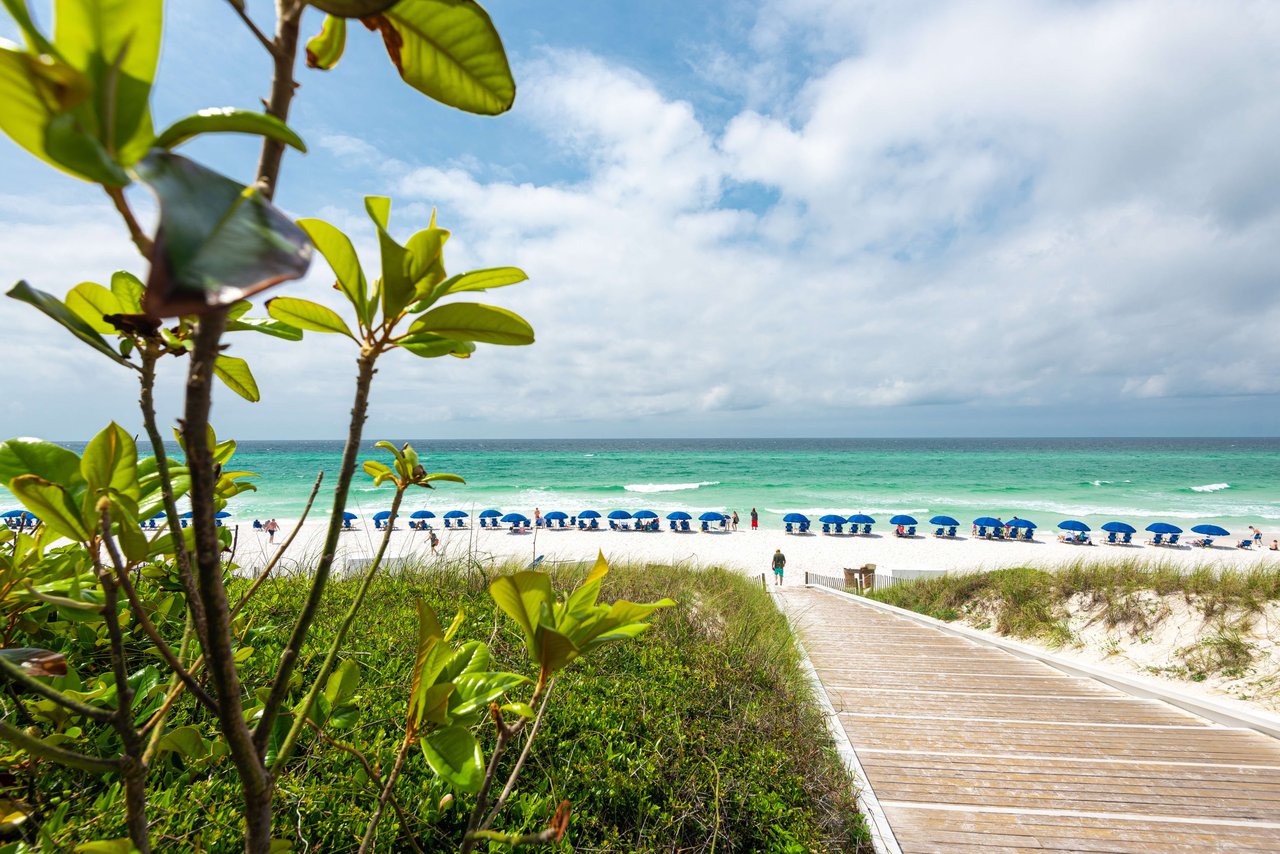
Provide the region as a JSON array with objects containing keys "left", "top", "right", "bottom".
[
  {"left": 806, "top": 584, "right": 1280, "bottom": 740},
  {"left": 856, "top": 747, "right": 1280, "bottom": 771},
  {"left": 837, "top": 712, "right": 1223, "bottom": 729},
  {"left": 781, "top": 595, "right": 903, "bottom": 854},
  {"left": 876, "top": 801, "right": 1280, "bottom": 830}
]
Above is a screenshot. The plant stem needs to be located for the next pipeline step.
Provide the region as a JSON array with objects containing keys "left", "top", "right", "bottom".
[
  {"left": 0, "top": 656, "right": 113, "bottom": 723},
  {"left": 0, "top": 721, "right": 119, "bottom": 774},
  {"left": 138, "top": 346, "right": 207, "bottom": 652},
  {"left": 269, "top": 478, "right": 404, "bottom": 771},
  {"left": 357, "top": 729, "right": 416, "bottom": 854},
  {"left": 142, "top": 613, "right": 194, "bottom": 766},
  {"left": 254, "top": 352, "right": 377, "bottom": 755},
  {"left": 184, "top": 311, "right": 272, "bottom": 853},
  {"left": 480, "top": 679, "right": 556, "bottom": 830},
  {"left": 104, "top": 186, "right": 154, "bottom": 258},
  {"left": 94, "top": 516, "right": 150, "bottom": 854},
  {"left": 256, "top": 0, "right": 304, "bottom": 201},
  {"left": 226, "top": 0, "right": 279, "bottom": 55}
]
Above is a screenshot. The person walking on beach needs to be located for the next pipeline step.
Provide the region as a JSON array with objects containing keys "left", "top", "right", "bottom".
[
  {"left": 732, "top": 511, "right": 739, "bottom": 530},
  {"left": 771, "top": 548, "right": 786, "bottom": 585},
  {"left": 534, "top": 507, "right": 541, "bottom": 528},
  {"left": 429, "top": 529, "right": 439, "bottom": 553},
  {"left": 265, "top": 518, "right": 279, "bottom": 544},
  {"left": 750, "top": 508, "right": 758, "bottom": 530},
  {"left": 1250, "top": 526, "right": 1262, "bottom": 547}
]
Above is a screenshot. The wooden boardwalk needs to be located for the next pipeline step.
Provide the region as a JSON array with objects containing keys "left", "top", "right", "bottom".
[{"left": 782, "top": 585, "right": 1280, "bottom": 853}]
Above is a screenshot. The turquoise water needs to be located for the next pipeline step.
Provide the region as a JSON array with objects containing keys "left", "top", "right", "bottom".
[{"left": 81, "top": 438, "right": 1278, "bottom": 533}]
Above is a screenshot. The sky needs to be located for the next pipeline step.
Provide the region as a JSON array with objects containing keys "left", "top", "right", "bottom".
[{"left": 1, "top": 0, "right": 1278, "bottom": 440}]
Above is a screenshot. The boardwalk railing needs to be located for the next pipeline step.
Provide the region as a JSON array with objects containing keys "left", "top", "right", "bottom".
[{"left": 805, "top": 569, "right": 948, "bottom": 593}]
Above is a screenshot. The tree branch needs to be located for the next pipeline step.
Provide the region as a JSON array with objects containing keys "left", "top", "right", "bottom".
[
  {"left": 481, "top": 679, "right": 556, "bottom": 830},
  {"left": 226, "top": 0, "right": 279, "bottom": 55},
  {"left": 0, "top": 721, "right": 119, "bottom": 774},
  {"left": 104, "top": 185, "right": 154, "bottom": 258},
  {"left": 99, "top": 509, "right": 218, "bottom": 715},
  {"left": 0, "top": 656, "right": 113, "bottom": 723}
]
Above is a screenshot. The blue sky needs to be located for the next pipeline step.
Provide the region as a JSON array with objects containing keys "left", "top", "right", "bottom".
[{"left": 2, "top": 0, "right": 1279, "bottom": 439}]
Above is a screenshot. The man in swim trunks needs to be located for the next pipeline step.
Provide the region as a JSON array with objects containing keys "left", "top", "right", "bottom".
[
  {"left": 751, "top": 508, "right": 759, "bottom": 530},
  {"left": 771, "top": 548, "right": 786, "bottom": 585}
]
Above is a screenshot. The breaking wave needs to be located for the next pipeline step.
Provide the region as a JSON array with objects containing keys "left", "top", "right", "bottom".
[
  {"left": 624, "top": 481, "right": 720, "bottom": 494},
  {"left": 1190, "top": 483, "right": 1230, "bottom": 493}
]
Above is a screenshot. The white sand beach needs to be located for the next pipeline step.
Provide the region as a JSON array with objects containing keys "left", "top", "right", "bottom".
[{"left": 232, "top": 517, "right": 1280, "bottom": 580}]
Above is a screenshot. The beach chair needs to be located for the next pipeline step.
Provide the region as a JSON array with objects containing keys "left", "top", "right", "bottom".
[
  {"left": 699, "top": 521, "right": 708, "bottom": 532},
  {"left": 1167, "top": 533, "right": 1180, "bottom": 546},
  {"left": 1238, "top": 539, "right": 1252, "bottom": 549},
  {"left": 976, "top": 526, "right": 987, "bottom": 538},
  {"left": 1149, "top": 533, "right": 1163, "bottom": 545},
  {"left": 801, "top": 522, "right": 811, "bottom": 533},
  {"left": 784, "top": 522, "right": 793, "bottom": 533},
  {"left": 907, "top": 526, "right": 917, "bottom": 536},
  {"left": 1105, "top": 531, "right": 1117, "bottom": 544},
  {"left": 557, "top": 518, "right": 566, "bottom": 528},
  {"left": 1200, "top": 537, "right": 1214, "bottom": 548},
  {"left": 669, "top": 520, "right": 678, "bottom": 531},
  {"left": 577, "top": 520, "right": 586, "bottom": 530},
  {"left": 934, "top": 527, "right": 944, "bottom": 537},
  {"left": 1021, "top": 528, "right": 1033, "bottom": 541},
  {"left": 680, "top": 520, "right": 690, "bottom": 532},
  {"left": 861, "top": 524, "right": 872, "bottom": 535},
  {"left": 822, "top": 523, "right": 831, "bottom": 534},
  {"left": 835, "top": 523, "right": 844, "bottom": 534},
  {"left": 609, "top": 521, "right": 618, "bottom": 531},
  {"left": 947, "top": 526, "right": 957, "bottom": 537},
  {"left": 589, "top": 519, "right": 599, "bottom": 530},
  {"left": 1121, "top": 532, "right": 1132, "bottom": 544}
]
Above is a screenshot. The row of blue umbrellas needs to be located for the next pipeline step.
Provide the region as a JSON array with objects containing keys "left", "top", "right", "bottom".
[{"left": 778, "top": 512, "right": 1233, "bottom": 537}]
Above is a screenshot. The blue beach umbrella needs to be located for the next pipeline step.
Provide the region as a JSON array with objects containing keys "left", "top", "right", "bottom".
[
  {"left": 578, "top": 510, "right": 601, "bottom": 519},
  {"left": 819, "top": 514, "right": 846, "bottom": 524},
  {"left": 545, "top": 511, "right": 569, "bottom": 520},
  {"left": 501, "top": 513, "right": 529, "bottom": 524},
  {"left": 929, "top": 515, "right": 959, "bottom": 527},
  {"left": 478, "top": 509, "right": 501, "bottom": 519},
  {"left": 1101, "top": 521, "right": 1136, "bottom": 534},
  {"left": 342, "top": 511, "right": 357, "bottom": 521},
  {"left": 973, "top": 516, "right": 1003, "bottom": 528},
  {"left": 889, "top": 514, "right": 917, "bottom": 526},
  {"left": 1058, "top": 520, "right": 1090, "bottom": 532},
  {"left": 373, "top": 511, "right": 394, "bottom": 522},
  {"left": 443, "top": 510, "right": 468, "bottom": 519},
  {"left": 180, "top": 511, "right": 194, "bottom": 519},
  {"left": 1007, "top": 518, "right": 1036, "bottom": 529},
  {"left": 1191, "top": 524, "right": 1230, "bottom": 537},
  {"left": 701, "top": 511, "right": 727, "bottom": 522},
  {"left": 1145, "top": 522, "right": 1182, "bottom": 534},
  {"left": 607, "top": 510, "right": 632, "bottom": 520},
  {"left": 215, "top": 511, "right": 232, "bottom": 519},
  {"left": 847, "top": 514, "right": 876, "bottom": 525},
  {"left": 666, "top": 511, "right": 692, "bottom": 521},
  {"left": 632, "top": 510, "right": 658, "bottom": 519},
  {"left": 410, "top": 510, "right": 435, "bottom": 519},
  {"left": 782, "top": 513, "right": 808, "bottom": 524}
]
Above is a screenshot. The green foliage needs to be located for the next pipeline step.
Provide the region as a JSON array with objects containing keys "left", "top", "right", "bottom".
[{"left": 152, "top": 107, "right": 307, "bottom": 153}]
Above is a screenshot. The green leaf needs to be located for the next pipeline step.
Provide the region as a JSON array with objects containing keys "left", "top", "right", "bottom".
[
  {"left": 378, "top": 0, "right": 515, "bottom": 115},
  {"left": 7, "top": 281, "right": 133, "bottom": 367},
  {"left": 360, "top": 460, "right": 394, "bottom": 486},
  {"left": 213, "top": 355, "right": 261, "bottom": 403},
  {"left": 408, "top": 302, "right": 533, "bottom": 345},
  {"left": 364, "top": 196, "right": 414, "bottom": 318},
  {"left": 449, "top": 671, "right": 528, "bottom": 719},
  {"left": 420, "top": 725, "right": 484, "bottom": 792},
  {"left": 488, "top": 571, "right": 554, "bottom": 658},
  {"left": 225, "top": 317, "right": 304, "bottom": 342},
  {"left": 296, "top": 218, "right": 370, "bottom": 326},
  {"left": 153, "top": 108, "right": 306, "bottom": 153},
  {"left": 54, "top": 0, "right": 162, "bottom": 165},
  {"left": 534, "top": 625, "right": 578, "bottom": 675},
  {"left": 397, "top": 334, "right": 474, "bottom": 359},
  {"left": 0, "top": 437, "right": 84, "bottom": 491},
  {"left": 404, "top": 226, "right": 449, "bottom": 297},
  {"left": 323, "top": 659, "right": 360, "bottom": 706},
  {"left": 80, "top": 422, "right": 138, "bottom": 499},
  {"left": 74, "top": 839, "right": 137, "bottom": 854},
  {"left": 155, "top": 725, "right": 208, "bottom": 759},
  {"left": 44, "top": 111, "right": 131, "bottom": 185},
  {"left": 265, "top": 296, "right": 355, "bottom": 339},
  {"left": 0, "top": 44, "right": 93, "bottom": 179},
  {"left": 435, "top": 266, "right": 526, "bottom": 298},
  {"left": 108, "top": 271, "right": 144, "bottom": 313},
  {"left": 305, "top": 14, "right": 346, "bottom": 70},
  {"left": 9, "top": 475, "right": 90, "bottom": 541},
  {"left": 500, "top": 701, "right": 535, "bottom": 719},
  {"left": 133, "top": 150, "right": 313, "bottom": 317},
  {"left": 64, "top": 282, "right": 125, "bottom": 334}
]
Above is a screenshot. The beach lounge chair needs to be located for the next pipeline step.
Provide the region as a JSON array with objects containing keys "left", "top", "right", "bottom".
[
  {"left": 1167, "top": 533, "right": 1180, "bottom": 546},
  {"left": 700, "top": 521, "right": 709, "bottom": 532},
  {"left": 822, "top": 523, "right": 831, "bottom": 534},
  {"left": 590, "top": 519, "right": 599, "bottom": 530},
  {"left": 1148, "top": 533, "right": 1163, "bottom": 545},
  {"left": 577, "top": 520, "right": 586, "bottom": 530},
  {"left": 443, "top": 518, "right": 452, "bottom": 529},
  {"left": 609, "top": 521, "right": 618, "bottom": 531},
  {"left": 478, "top": 518, "right": 487, "bottom": 529},
  {"left": 1105, "top": 531, "right": 1117, "bottom": 544},
  {"left": 859, "top": 524, "right": 869, "bottom": 535},
  {"left": 975, "top": 526, "right": 987, "bottom": 538},
  {"left": 785, "top": 522, "right": 793, "bottom": 533},
  {"left": 934, "top": 527, "right": 944, "bottom": 537},
  {"left": 835, "top": 523, "right": 844, "bottom": 534},
  {"left": 1121, "top": 532, "right": 1132, "bottom": 544},
  {"left": 557, "top": 518, "right": 566, "bottom": 528},
  {"left": 680, "top": 520, "right": 690, "bottom": 532},
  {"left": 801, "top": 522, "right": 810, "bottom": 533},
  {"left": 669, "top": 520, "right": 677, "bottom": 531},
  {"left": 906, "top": 526, "right": 916, "bottom": 536},
  {"left": 1021, "top": 528, "right": 1033, "bottom": 541},
  {"left": 947, "top": 526, "right": 957, "bottom": 537},
  {"left": 1239, "top": 539, "right": 1253, "bottom": 549}
]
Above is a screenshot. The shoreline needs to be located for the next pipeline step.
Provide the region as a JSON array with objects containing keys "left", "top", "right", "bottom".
[{"left": 231, "top": 518, "right": 1280, "bottom": 577}]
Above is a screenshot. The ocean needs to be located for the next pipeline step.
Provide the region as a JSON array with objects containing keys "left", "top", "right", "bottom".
[{"left": 82, "top": 437, "right": 1278, "bottom": 533}]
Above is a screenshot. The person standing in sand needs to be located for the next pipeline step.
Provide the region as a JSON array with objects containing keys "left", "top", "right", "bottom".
[
  {"left": 1250, "top": 526, "right": 1262, "bottom": 547},
  {"left": 732, "top": 511, "right": 739, "bottom": 530},
  {"left": 771, "top": 548, "right": 786, "bottom": 585},
  {"left": 751, "top": 508, "right": 759, "bottom": 530},
  {"left": 534, "top": 507, "right": 541, "bottom": 528},
  {"left": 265, "top": 518, "right": 279, "bottom": 544},
  {"left": 429, "top": 529, "right": 439, "bottom": 553}
]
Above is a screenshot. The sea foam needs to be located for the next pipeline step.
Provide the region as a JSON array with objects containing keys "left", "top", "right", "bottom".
[
  {"left": 1190, "top": 483, "right": 1231, "bottom": 493},
  {"left": 624, "top": 481, "right": 719, "bottom": 494}
]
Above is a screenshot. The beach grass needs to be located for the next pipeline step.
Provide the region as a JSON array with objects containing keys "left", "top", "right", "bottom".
[{"left": 37, "top": 557, "right": 868, "bottom": 851}]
